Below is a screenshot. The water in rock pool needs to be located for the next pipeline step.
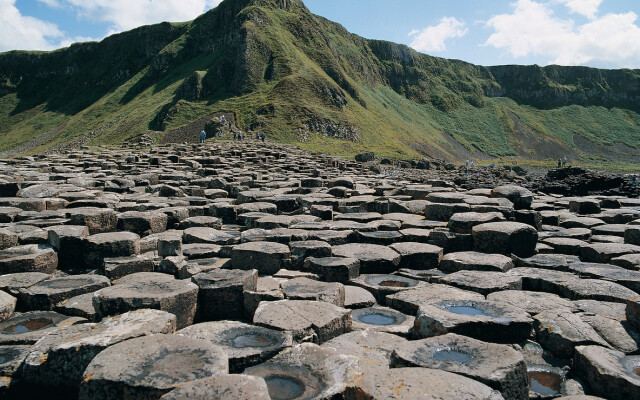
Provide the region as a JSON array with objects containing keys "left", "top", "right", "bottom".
[
  {"left": 430, "top": 349, "right": 474, "bottom": 364},
  {"left": 445, "top": 306, "right": 489, "bottom": 316},
  {"left": 379, "top": 280, "right": 408, "bottom": 288},
  {"left": 231, "top": 334, "right": 275, "bottom": 348},
  {"left": 3, "top": 318, "right": 53, "bottom": 334},
  {"left": 358, "top": 313, "right": 396, "bottom": 326},
  {"left": 265, "top": 376, "right": 305, "bottom": 400},
  {"left": 528, "top": 371, "right": 562, "bottom": 396}
]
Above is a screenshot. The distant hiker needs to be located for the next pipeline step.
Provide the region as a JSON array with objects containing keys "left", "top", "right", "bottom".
[
  {"left": 233, "top": 131, "right": 237, "bottom": 140},
  {"left": 562, "top": 157, "right": 567, "bottom": 167},
  {"left": 465, "top": 160, "right": 469, "bottom": 169},
  {"left": 218, "top": 129, "right": 222, "bottom": 138},
  {"left": 199, "top": 130, "right": 206, "bottom": 144},
  {"left": 238, "top": 131, "right": 242, "bottom": 141},
  {"left": 221, "top": 115, "right": 226, "bottom": 125},
  {"left": 632, "top": 175, "right": 638, "bottom": 188},
  {"left": 470, "top": 161, "right": 475, "bottom": 170},
  {"left": 256, "top": 132, "right": 260, "bottom": 140},
  {"left": 557, "top": 159, "right": 562, "bottom": 168},
  {"left": 261, "top": 133, "right": 265, "bottom": 142}
]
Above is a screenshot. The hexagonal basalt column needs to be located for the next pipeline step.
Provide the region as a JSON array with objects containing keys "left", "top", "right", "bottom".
[
  {"left": 347, "top": 367, "right": 504, "bottom": 399},
  {"left": 440, "top": 251, "right": 514, "bottom": 273},
  {"left": 389, "top": 242, "right": 443, "bottom": 270},
  {"left": 82, "top": 232, "right": 140, "bottom": 269},
  {"left": 332, "top": 243, "right": 400, "bottom": 274},
  {"left": 232, "top": 241, "right": 291, "bottom": 275},
  {"left": 22, "top": 309, "right": 176, "bottom": 387},
  {"left": 573, "top": 345, "right": 640, "bottom": 400},
  {"left": 391, "top": 333, "right": 528, "bottom": 400},
  {"left": 280, "top": 277, "right": 345, "bottom": 306},
  {"left": 253, "top": 300, "right": 351, "bottom": 344},
  {"left": 160, "top": 375, "right": 270, "bottom": 400},
  {"left": 93, "top": 272, "right": 198, "bottom": 329},
  {"left": 0, "top": 244, "right": 58, "bottom": 274},
  {"left": 351, "top": 306, "right": 414, "bottom": 336},
  {"left": 20, "top": 274, "right": 110, "bottom": 311},
  {"left": 191, "top": 269, "right": 258, "bottom": 321},
  {"left": 244, "top": 343, "right": 359, "bottom": 400},
  {"left": 178, "top": 321, "right": 292, "bottom": 373},
  {"left": 414, "top": 299, "right": 533, "bottom": 343},
  {"left": 303, "top": 256, "right": 360, "bottom": 283},
  {"left": 0, "top": 311, "right": 85, "bottom": 344},
  {"left": 79, "top": 334, "right": 228, "bottom": 400},
  {"left": 473, "top": 222, "right": 538, "bottom": 257},
  {"left": 116, "top": 211, "right": 168, "bottom": 236},
  {"left": 351, "top": 274, "right": 422, "bottom": 303}
]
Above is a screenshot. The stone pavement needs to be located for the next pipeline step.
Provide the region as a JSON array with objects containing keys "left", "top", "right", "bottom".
[{"left": 0, "top": 140, "right": 637, "bottom": 399}]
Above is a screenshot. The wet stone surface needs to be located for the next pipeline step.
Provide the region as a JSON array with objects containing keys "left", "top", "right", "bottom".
[
  {"left": 0, "top": 311, "right": 85, "bottom": 344},
  {"left": 391, "top": 333, "right": 528, "bottom": 400},
  {"left": 178, "top": 321, "right": 292, "bottom": 373},
  {"left": 351, "top": 306, "right": 414, "bottom": 336},
  {"left": 414, "top": 299, "right": 534, "bottom": 343},
  {"left": 79, "top": 334, "right": 228, "bottom": 400},
  {"left": 244, "top": 343, "right": 359, "bottom": 400}
]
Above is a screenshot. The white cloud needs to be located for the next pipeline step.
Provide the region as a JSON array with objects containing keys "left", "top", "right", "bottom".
[
  {"left": 485, "top": 0, "right": 640, "bottom": 67},
  {"left": 556, "top": 0, "right": 603, "bottom": 19},
  {"left": 1, "top": 0, "right": 223, "bottom": 52},
  {"left": 53, "top": 0, "right": 223, "bottom": 33},
  {"left": 36, "top": 0, "right": 62, "bottom": 8},
  {"left": 409, "top": 17, "right": 468, "bottom": 53},
  {"left": 0, "top": 0, "right": 65, "bottom": 51}
]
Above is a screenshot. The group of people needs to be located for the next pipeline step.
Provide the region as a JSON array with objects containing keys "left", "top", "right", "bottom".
[
  {"left": 199, "top": 129, "right": 265, "bottom": 143},
  {"left": 557, "top": 157, "right": 568, "bottom": 168},
  {"left": 465, "top": 160, "right": 476, "bottom": 178}
]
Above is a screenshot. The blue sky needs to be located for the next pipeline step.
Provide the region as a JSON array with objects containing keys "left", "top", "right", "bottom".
[{"left": 2, "top": 0, "right": 639, "bottom": 68}]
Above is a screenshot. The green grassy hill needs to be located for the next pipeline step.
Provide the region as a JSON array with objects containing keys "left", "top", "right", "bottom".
[{"left": 1, "top": 0, "right": 639, "bottom": 166}]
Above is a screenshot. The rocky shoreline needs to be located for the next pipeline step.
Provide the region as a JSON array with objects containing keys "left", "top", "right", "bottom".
[{"left": 0, "top": 140, "right": 638, "bottom": 399}]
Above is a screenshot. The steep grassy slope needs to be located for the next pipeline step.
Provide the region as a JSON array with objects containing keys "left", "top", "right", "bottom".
[{"left": 0, "top": 0, "right": 639, "bottom": 164}]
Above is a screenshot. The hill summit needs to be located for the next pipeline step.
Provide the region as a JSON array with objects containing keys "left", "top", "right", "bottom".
[{"left": 1, "top": 0, "right": 639, "bottom": 163}]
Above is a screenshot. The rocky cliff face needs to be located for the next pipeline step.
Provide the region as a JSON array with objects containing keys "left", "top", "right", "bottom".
[{"left": 488, "top": 65, "right": 640, "bottom": 112}]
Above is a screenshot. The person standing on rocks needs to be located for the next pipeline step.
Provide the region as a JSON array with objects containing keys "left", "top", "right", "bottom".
[
  {"left": 562, "top": 157, "right": 567, "bottom": 167},
  {"left": 233, "top": 131, "right": 237, "bottom": 140},
  {"left": 261, "top": 133, "right": 265, "bottom": 142},
  {"left": 199, "top": 130, "right": 206, "bottom": 144},
  {"left": 632, "top": 174, "right": 638, "bottom": 188},
  {"left": 557, "top": 159, "right": 562, "bottom": 168}
]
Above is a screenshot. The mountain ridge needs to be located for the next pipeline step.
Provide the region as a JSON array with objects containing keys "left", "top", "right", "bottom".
[{"left": 1, "top": 0, "right": 639, "bottom": 165}]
